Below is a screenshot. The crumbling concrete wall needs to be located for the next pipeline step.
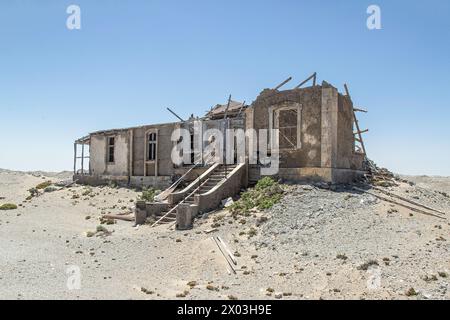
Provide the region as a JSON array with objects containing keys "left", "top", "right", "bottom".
[
  {"left": 320, "top": 84, "right": 338, "bottom": 168},
  {"left": 251, "top": 86, "right": 322, "bottom": 168}
]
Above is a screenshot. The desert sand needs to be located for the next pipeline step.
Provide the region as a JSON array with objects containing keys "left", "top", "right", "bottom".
[{"left": 0, "top": 168, "right": 449, "bottom": 300}]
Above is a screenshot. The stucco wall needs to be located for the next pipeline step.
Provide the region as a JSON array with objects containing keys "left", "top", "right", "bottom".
[
  {"left": 132, "top": 123, "right": 178, "bottom": 177},
  {"left": 251, "top": 86, "right": 322, "bottom": 168},
  {"left": 90, "top": 131, "right": 129, "bottom": 176},
  {"left": 337, "top": 94, "right": 355, "bottom": 169}
]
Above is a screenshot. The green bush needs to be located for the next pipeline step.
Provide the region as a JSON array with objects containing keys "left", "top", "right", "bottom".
[
  {"left": 36, "top": 181, "right": 52, "bottom": 190},
  {"left": 229, "top": 177, "right": 283, "bottom": 214},
  {"left": 0, "top": 203, "right": 18, "bottom": 210},
  {"left": 139, "top": 188, "right": 160, "bottom": 202}
]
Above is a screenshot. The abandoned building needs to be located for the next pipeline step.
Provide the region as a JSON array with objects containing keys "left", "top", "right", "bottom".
[{"left": 73, "top": 76, "right": 367, "bottom": 228}]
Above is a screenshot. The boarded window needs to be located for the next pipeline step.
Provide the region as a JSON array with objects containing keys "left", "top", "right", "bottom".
[
  {"left": 147, "top": 132, "right": 157, "bottom": 161},
  {"left": 107, "top": 137, "right": 115, "bottom": 163},
  {"left": 276, "top": 109, "right": 298, "bottom": 149}
]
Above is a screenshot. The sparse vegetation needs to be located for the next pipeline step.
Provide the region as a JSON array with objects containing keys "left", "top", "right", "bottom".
[
  {"left": 139, "top": 187, "right": 159, "bottom": 202},
  {"left": 82, "top": 187, "right": 93, "bottom": 196},
  {"left": 35, "top": 181, "right": 52, "bottom": 190},
  {"left": 336, "top": 254, "right": 348, "bottom": 261},
  {"left": 0, "top": 203, "right": 18, "bottom": 210},
  {"left": 229, "top": 177, "right": 283, "bottom": 214},
  {"left": 141, "top": 287, "right": 154, "bottom": 295},
  {"left": 357, "top": 259, "right": 379, "bottom": 271},
  {"left": 206, "top": 284, "right": 219, "bottom": 291},
  {"left": 405, "top": 287, "right": 418, "bottom": 297}
]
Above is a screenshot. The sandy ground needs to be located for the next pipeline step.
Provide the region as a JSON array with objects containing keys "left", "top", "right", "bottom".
[{"left": 0, "top": 169, "right": 449, "bottom": 300}]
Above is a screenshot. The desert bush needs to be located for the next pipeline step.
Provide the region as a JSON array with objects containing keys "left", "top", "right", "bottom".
[
  {"left": 357, "top": 259, "right": 379, "bottom": 271},
  {"left": 139, "top": 188, "right": 159, "bottom": 202},
  {"left": 36, "top": 181, "right": 52, "bottom": 190},
  {"left": 0, "top": 203, "right": 18, "bottom": 210},
  {"left": 44, "top": 186, "right": 59, "bottom": 193},
  {"left": 228, "top": 177, "right": 283, "bottom": 214}
]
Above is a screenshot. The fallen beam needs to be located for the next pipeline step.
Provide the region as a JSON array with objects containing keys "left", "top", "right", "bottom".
[
  {"left": 103, "top": 214, "right": 135, "bottom": 222},
  {"left": 217, "top": 236, "right": 238, "bottom": 265},
  {"left": 353, "top": 187, "right": 447, "bottom": 220},
  {"left": 371, "top": 186, "right": 447, "bottom": 216},
  {"left": 212, "top": 237, "right": 236, "bottom": 274}
]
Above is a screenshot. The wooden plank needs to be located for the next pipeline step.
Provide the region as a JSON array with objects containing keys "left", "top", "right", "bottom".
[
  {"left": 371, "top": 186, "right": 447, "bottom": 216},
  {"left": 295, "top": 72, "right": 317, "bottom": 89},
  {"left": 274, "top": 77, "right": 292, "bottom": 90},
  {"left": 353, "top": 187, "right": 447, "bottom": 220},
  {"left": 345, "top": 83, "right": 367, "bottom": 155},
  {"left": 217, "top": 236, "right": 237, "bottom": 265},
  {"left": 103, "top": 214, "right": 135, "bottom": 222},
  {"left": 73, "top": 143, "right": 77, "bottom": 175},
  {"left": 81, "top": 144, "right": 85, "bottom": 175},
  {"left": 212, "top": 237, "right": 236, "bottom": 274},
  {"left": 167, "top": 107, "right": 185, "bottom": 122},
  {"left": 223, "top": 94, "right": 232, "bottom": 120}
]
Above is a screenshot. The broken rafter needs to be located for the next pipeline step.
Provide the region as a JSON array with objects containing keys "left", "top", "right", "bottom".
[
  {"left": 167, "top": 107, "right": 185, "bottom": 122},
  {"left": 223, "top": 94, "right": 232, "bottom": 120},
  {"left": 237, "top": 100, "right": 246, "bottom": 117},
  {"left": 295, "top": 72, "right": 317, "bottom": 89},
  {"left": 274, "top": 76, "right": 292, "bottom": 91},
  {"left": 345, "top": 83, "right": 367, "bottom": 156},
  {"left": 354, "top": 129, "right": 369, "bottom": 135}
]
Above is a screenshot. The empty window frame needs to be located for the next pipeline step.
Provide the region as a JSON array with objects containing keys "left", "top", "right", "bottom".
[
  {"left": 147, "top": 132, "right": 157, "bottom": 161},
  {"left": 276, "top": 108, "right": 298, "bottom": 149},
  {"left": 107, "top": 136, "right": 115, "bottom": 163}
]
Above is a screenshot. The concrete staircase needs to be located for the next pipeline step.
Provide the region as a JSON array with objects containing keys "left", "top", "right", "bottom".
[
  {"left": 183, "top": 164, "right": 237, "bottom": 205},
  {"left": 153, "top": 204, "right": 177, "bottom": 224},
  {"left": 150, "top": 163, "right": 245, "bottom": 227}
]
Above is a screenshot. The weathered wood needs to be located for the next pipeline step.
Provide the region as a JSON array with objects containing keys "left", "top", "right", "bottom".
[
  {"left": 345, "top": 83, "right": 367, "bottom": 155},
  {"left": 237, "top": 100, "right": 246, "bottom": 117},
  {"left": 212, "top": 237, "right": 236, "bottom": 274},
  {"left": 295, "top": 72, "right": 317, "bottom": 89},
  {"left": 103, "top": 214, "right": 135, "bottom": 221},
  {"left": 167, "top": 107, "right": 185, "bottom": 122},
  {"left": 217, "top": 236, "right": 237, "bottom": 265},
  {"left": 353, "top": 187, "right": 447, "bottom": 220},
  {"left": 372, "top": 186, "right": 447, "bottom": 216},
  {"left": 81, "top": 144, "right": 85, "bottom": 175},
  {"left": 73, "top": 143, "right": 77, "bottom": 175},
  {"left": 274, "top": 77, "right": 292, "bottom": 90},
  {"left": 354, "top": 108, "right": 368, "bottom": 113},
  {"left": 223, "top": 94, "right": 232, "bottom": 120}
]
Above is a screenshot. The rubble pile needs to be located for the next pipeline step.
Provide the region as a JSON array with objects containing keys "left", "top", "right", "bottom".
[{"left": 363, "top": 158, "right": 409, "bottom": 187}]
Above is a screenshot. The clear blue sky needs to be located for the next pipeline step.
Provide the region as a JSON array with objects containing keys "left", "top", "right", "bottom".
[{"left": 0, "top": 0, "right": 449, "bottom": 175}]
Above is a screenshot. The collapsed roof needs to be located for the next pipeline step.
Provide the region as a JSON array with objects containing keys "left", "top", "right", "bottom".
[{"left": 205, "top": 100, "right": 247, "bottom": 119}]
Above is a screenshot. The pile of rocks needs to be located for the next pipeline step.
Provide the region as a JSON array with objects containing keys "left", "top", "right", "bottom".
[{"left": 363, "top": 158, "right": 407, "bottom": 187}]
